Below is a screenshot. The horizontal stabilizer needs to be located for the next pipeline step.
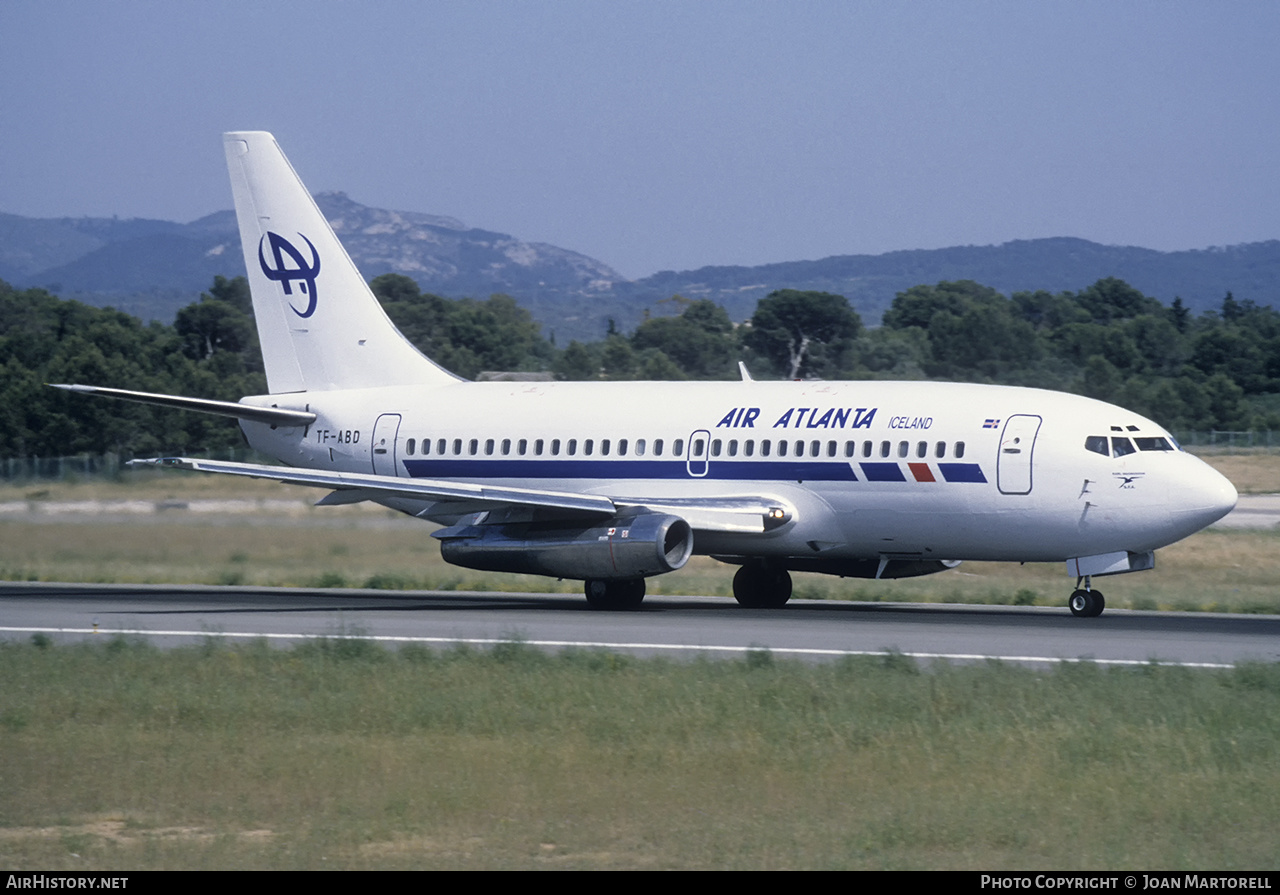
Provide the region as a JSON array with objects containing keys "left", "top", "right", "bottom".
[{"left": 51, "top": 384, "right": 316, "bottom": 427}]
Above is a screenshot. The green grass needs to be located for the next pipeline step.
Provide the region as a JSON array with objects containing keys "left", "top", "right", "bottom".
[{"left": 1, "top": 637, "right": 1277, "bottom": 869}]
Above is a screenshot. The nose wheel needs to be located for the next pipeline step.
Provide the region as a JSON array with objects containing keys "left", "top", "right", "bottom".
[{"left": 1068, "top": 579, "right": 1105, "bottom": 617}]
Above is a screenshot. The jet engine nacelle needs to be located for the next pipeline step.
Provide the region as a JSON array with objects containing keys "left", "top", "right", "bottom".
[{"left": 435, "top": 512, "right": 694, "bottom": 581}]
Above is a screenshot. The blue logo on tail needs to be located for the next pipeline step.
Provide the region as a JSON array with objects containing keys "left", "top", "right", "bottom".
[{"left": 258, "top": 231, "right": 321, "bottom": 318}]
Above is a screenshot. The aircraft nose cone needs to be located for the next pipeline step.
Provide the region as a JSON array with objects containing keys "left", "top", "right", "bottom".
[{"left": 1183, "top": 463, "right": 1238, "bottom": 531}]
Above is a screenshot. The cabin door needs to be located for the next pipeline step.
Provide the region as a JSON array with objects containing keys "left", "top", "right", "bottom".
[
  {"left": 996, "top": 414, "right": 1042, "bottom": 495},
  {"left": 372, "top": 413, "right": 402, "bottom": 477}
]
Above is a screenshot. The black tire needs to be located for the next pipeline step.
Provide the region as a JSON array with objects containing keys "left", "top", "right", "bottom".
[
  {"left": 733, "top": 566, "right": 793, "bottom": 608},
  {"left": 1069, "top": 588, "right": 1102, "bottom": 617},
  {"left": 1089, "top": 590, "right": 1106, "bottom": 617},
  {"left": 584, "top": 578, "right": 646, "bottom": 610},
  {"left": 1069, "top": 588, "right": 1090, "bottom": 617}
]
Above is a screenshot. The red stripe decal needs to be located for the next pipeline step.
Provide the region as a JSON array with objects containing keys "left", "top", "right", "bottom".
[{"left": 908, "top": 462, "right": 935, "bottom": 482}]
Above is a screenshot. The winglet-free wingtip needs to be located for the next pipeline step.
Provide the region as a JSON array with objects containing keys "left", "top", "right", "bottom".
[{"left": 738, "top": 361, "right": 754, "bottom": 382}]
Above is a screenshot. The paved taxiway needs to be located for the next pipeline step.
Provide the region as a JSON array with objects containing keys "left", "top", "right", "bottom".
[{"left": 2, "top": 582, "right": 1276, "bottom": 668}]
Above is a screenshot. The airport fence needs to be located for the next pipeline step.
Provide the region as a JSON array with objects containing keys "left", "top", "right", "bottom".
[{"left": 1172, "top": 430, "right": 1278, "bottom": 448}]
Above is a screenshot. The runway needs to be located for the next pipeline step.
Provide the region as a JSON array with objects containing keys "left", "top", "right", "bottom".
[{"left": 2, "top": 581, "right": 1276, "bottom": 668}]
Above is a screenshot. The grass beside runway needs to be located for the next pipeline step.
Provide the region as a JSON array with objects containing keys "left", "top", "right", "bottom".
[
  {"left": 1, "top": 516, "right": 1277, "bottom": 615},
  {"left": 0, "top": 636, "right": 1277, "bottom": 869}
]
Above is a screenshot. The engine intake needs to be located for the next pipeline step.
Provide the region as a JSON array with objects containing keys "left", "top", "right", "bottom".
[{"left": 435, "top": 512, "right": 694, "bottom": 581}]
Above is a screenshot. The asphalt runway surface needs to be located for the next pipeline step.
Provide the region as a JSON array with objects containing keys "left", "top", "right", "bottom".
[{"left": 2, "top": 581, "right": 1276, "bottom": 668}]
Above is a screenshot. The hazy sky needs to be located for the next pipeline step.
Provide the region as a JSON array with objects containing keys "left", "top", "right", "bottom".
[{"left": 3, "top": 1, "right": 1278, "bottom": 279}]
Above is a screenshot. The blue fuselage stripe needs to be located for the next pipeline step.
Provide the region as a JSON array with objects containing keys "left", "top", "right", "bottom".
[
  {"left": 939, "top": 463, "right": 989, "bottom": 483},
  {"left": 859, "top": 462, "right": 906, "bottom": 482},
  {"left": 401, "top": 458, "right": 989, "bottom": 484}
]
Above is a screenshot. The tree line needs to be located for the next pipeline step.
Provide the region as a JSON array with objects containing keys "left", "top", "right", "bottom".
[{"left": 2, "top": 271, "right": 1276, "bottom": 459}]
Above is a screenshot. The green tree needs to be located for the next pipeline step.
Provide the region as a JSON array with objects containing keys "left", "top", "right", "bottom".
[
  {"left": 631, "top": 299, "right": 737, "bottom": 379},
  {"left": 744, "top": 290, "right": 861, "bottom": 379}
]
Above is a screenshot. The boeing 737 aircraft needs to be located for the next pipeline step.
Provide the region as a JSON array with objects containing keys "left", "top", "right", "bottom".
[{"left": 56, "top": 132, "right": 1239, "bottom": 615}]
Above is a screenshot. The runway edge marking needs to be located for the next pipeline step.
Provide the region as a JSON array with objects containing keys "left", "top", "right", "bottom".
[{"left": 0, "top": 626, "right": 1237, "bottom": 669}]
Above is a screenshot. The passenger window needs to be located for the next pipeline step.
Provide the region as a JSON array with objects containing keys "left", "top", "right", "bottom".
[
  {"left": 600, "top": 439, "right": 610, "bottom": 456},
  {"left": 618, "top": 439, "right": 627, "bottom": 456},
  {"left": 955, "top": 441, "right": 965, "bottom": 459},
  {"left": 533, "top": 439, "right": 542, "bottom": 455},
  {"left": 1085, "top": 436, "right": 1109, "bottom": 456},
  {"left": 916, "top": 441, "right": 927, "bottom": 458},
  {"left": 827, "top": 441, "right": 837, "bottom": 457},
  {"left": 692, "top": 438, "right": 704, "bottom": 457},
  {"left": 517, "top": 439, "right": 526, "bottom": 455},
  {"left": 844, "top": 441, "right": 855, "bottom": 458},
  {"left": 796, "top": 440, "right": 806, "bottom": 458},
  {"left": 744, "top": 440, "right": 754, "bottom": 457},
  {"left": 761, "top": 440, "right": 771, "bottom": 457},
  {"left": 635, "top": 439, "right": 645, "bottom": 456},
  {"left": 1111, "top": 437, "right": 1136, "bottom": 458},
  {"left": 653, "top": 439, "right": 663, "bottom": 456},
  {"left": 584, "top": 439, "right": 594, "bottom": 456},
  {"left": 673, "top": 438, "right": 684, "bottom": 455},
  {"left": 484, "top": 439, "right": 494, "bottom": 456},
  {"left": 935, "top": 441, "right": 946, "bottom": 458},
  {"left": 551, "top": 439, "right": 560, "bottom": 455},
  {"left": 880, "top": 441, "right": 891, "bottom": 458},
  {"left": 898, "top": 441, "right": 909, "bottom": 458},
  {"left": 727, "top": 440, "right": 738, "bottom": 457},
  {"left": 452, "top": 439, "right": 462, "bottom": 455},
  {"left": 469, "top": 439, "right": 479, "bottom": 455},
  {"left": 863, "top": 441, "right": 872, "bottom": 458},
  {"left": 711, "top": 439, "right": 722, "bottom": 457},
  {"left": 778, "top": 440, "right": 788, "bottom": 457},
  {"left": 405, "top": 438, "right": 415, "bottom": 456},
  {"left": 501, "top": 439, "right": 511, "bottom": 455},
  {"left": 567, "top": 439, "right": 577, "bottom": 456}
]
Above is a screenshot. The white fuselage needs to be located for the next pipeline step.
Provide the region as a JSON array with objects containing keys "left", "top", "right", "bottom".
[{"left": 241, "top": 378, "right": 1238, "bottom": 566}]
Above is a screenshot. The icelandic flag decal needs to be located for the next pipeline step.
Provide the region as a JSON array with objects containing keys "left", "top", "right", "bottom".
[{"left": 982, "top": 418, "right": 1001, "bottom": 429}]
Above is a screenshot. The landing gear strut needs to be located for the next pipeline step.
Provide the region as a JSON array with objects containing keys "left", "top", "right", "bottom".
[
  {"left": 1069, "top": 576, "right": 1105, "bottom": 617},
  {"left": 584, "top": 577, "right": 646, "bottom": 610},
  {"left": 733, "top": 565, "right": 793, "bottom": 608}
]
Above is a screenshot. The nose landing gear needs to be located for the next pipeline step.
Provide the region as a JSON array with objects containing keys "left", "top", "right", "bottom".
[{"left": 1069, "top": 576, "right": 1105, "bottom": 617}]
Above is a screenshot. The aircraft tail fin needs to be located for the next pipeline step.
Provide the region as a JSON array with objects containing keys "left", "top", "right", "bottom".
[{"left": 223, "top": 131, "right": 460, "bottom": 393}]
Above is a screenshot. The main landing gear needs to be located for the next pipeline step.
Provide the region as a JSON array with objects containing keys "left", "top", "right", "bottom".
[
  {"left": 584, "top": 578, "right": 646, "bottom": 610},
  {"left": 1069, "top": 576, "right": 1106, "bottom": 617},
  {"left": 732, "top": 565, "right": 793, "bottom": 609}
]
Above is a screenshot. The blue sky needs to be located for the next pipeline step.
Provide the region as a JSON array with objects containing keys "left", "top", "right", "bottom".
[{"left": 2, "top": 1, "right": 1278, "bottom": 279}]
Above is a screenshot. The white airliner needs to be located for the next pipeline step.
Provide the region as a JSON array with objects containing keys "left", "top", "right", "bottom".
[{"left": 56, "top": 132, "right": 1238, "bottom": 615}]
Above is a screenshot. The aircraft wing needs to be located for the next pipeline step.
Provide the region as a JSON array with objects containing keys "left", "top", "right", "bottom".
[
  {"left": 131, "top": 457, "right": 617, "bottom": 516},
  {"left": 130, "top": 458, "right": 790, "bottom": 533}
]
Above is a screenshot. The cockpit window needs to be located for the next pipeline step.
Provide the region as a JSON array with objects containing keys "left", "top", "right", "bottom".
[
  {"left": 1111, "top": 437, "right": 1136, "bottom": 458},
  {"left": 1135, "top": 437, "right": 1174, "bottom": 452},
  {"left": 1085, "top": 436, "right": 1108, "bottom": 456}
]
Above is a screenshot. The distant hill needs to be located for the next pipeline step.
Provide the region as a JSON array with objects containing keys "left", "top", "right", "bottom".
[
  {"left": 3, "top": 196, "right": 1278, "bottom": 341},
  {"left": 2, "top": 194, "right": 625, "bottom": 335},
  {"left": 618, "top": 238, "right": 1280, "bottom": 328}
]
